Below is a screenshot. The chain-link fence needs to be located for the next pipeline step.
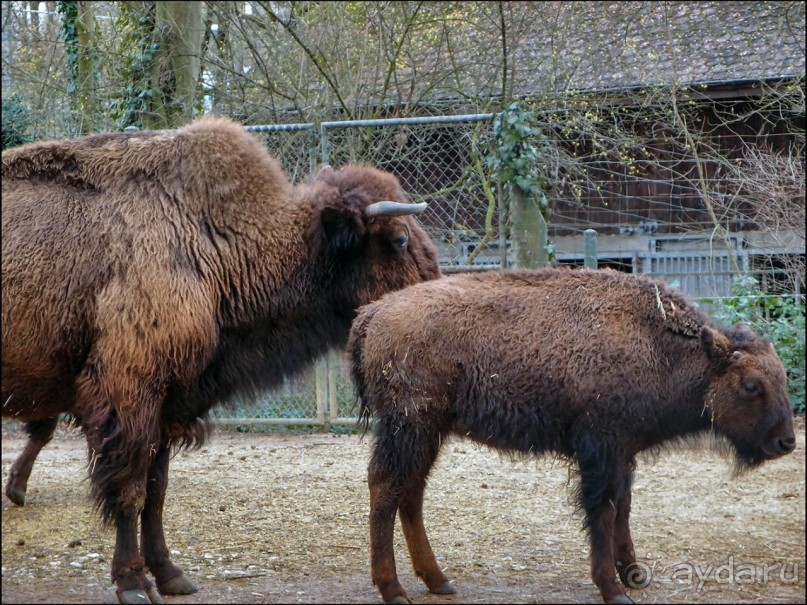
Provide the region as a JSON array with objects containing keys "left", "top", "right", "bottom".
[
  {"left": 213, "top": 100, "right": 803, "bottom": 429},
  {"left": 215, "top": 114, "right": 501, "bottom": 429}
]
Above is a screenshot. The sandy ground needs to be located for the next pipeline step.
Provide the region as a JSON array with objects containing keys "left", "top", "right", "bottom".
[{"left": 1, "top": 419, "right": 805, "bottom": 604}]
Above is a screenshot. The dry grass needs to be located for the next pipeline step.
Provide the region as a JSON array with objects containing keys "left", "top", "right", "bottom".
[{"left": 2, "top": 418, "right": 805, "bottom": 604}]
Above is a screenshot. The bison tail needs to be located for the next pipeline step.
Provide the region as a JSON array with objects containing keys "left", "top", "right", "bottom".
[{"left": 347, "top": 304, "right": 381, "bottom": 435}]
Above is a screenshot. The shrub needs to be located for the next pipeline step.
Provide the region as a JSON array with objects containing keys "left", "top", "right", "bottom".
[{"left": 2, "top": 93, "right": 33, "bottom": 150}]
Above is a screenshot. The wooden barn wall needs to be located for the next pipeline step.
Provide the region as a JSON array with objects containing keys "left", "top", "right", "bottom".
[{"left": 544, "top": 95, "right": 804, "bottom": 237}]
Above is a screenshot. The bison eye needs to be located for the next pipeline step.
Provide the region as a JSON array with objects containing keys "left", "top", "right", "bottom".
[
  {"left": 741, "top": 382, "right": 758, "bottom": 395},
  {"left": 390, "top": 233, "right": 409, "bottom": 250}
]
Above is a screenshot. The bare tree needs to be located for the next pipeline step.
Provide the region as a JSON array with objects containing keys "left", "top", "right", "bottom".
[{"left": 145, "top": 1, "right": 204, "bottom": 128}]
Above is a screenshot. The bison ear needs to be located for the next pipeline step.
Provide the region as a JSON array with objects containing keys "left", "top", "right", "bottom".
[
  {"left": 700, "top": 326, "right": 731, "bottom": 360},
  {"left": 320, "top": 204, "right": 366, "bottom": 253},
  {"left": 315, "top": 164, "right": 336, "bottom": 183}
]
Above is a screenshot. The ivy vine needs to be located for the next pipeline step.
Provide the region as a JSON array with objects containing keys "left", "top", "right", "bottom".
[
  {"left": 486, "top": 102, "right": 555, "bottom": 265},
  {"left": 57, "top": 1, "right": 80, "bottom": 96},
  {"left": 108, "top": 2, "right": 158, "bottom": 129},
  {"left": 486, "top": 102, "right": 549, "bottom": 209}
]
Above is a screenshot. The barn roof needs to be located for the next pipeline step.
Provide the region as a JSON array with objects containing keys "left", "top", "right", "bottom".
[{"left": 510, "top": 1, "right": 805, "bottom": 95}]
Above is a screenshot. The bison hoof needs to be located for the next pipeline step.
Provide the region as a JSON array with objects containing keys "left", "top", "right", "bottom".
[
  {"left": 5, "top": 485, "right": 26, "bottom": 506},
  {"left": 157, "top": 572, "right": 198, "bottom": 595},
  {"left": 386, "top": 597, "right": 411, "bottom": 605},
  {"left": 605, "top": 595, "right": 634, "bottom": 604},
  {"left": 429, "top": 581, "right": 456, "bottom": 595},
  {"left": 118, "top": 587, "right": 165, "bottom": 604}
]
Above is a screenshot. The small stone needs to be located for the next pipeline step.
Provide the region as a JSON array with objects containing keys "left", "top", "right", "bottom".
[
  {"left": 16, "top": 539, "right": 25, "bottom": 546},
  {"left": 68, "top": 539, "right": 82, "bottom": 548}
]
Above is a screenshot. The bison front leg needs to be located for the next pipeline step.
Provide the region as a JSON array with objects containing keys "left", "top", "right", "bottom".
[
  {"left": 90, "top": 443, "right": 161, "bottom": 604},
  {"left": 613, "top": 461, "right": 646, "bottom": 591},
  {"left": 576, "top": 438, "right": 633, "bottom": 604},
  {"left": 79, "top": 380, "right": 163, "bottom": 604},
  {"left": 5, "top": 417, "right": 59, "bottom": 506},
  {"left": 112, "top": 503, "right": 164, "bottom": 605},
  {"left": 140, "top": 445, "right": 197, "bottom": 596}
]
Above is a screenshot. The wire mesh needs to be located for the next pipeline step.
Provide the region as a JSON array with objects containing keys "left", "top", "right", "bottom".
[
  {"left": 219, "top": 99, "right": 803, "bottom": 428},
  {"left": 320, "top": 117, "right": 499, "bottom": 266}
]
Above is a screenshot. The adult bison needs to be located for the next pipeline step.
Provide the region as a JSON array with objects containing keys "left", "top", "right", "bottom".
[
  {"left": 1, "top": 116, "right": 440, "bottom": 603},
  {"left": 347, "top": 268, "right": 796, "bottom": 604}
]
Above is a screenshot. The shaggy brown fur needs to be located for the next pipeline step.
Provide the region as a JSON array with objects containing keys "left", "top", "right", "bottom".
[
  {"left": 347, "top": 267, "right": 796, "bottom": 605},
  {"left": 2, "top": 116, "right": 440, "bottom": 603}
]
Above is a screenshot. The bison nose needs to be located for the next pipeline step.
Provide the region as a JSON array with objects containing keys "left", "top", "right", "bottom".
[{"left": 778, "top": 436, "right": 796, "bottom": 455}]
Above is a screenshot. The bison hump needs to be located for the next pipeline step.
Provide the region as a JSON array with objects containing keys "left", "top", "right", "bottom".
[{"left": 1, "top": 117, "right": 291, "bottom": 208}]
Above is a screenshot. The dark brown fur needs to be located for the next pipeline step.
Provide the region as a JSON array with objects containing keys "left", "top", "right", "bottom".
[
  {"left": 1, "top": 116, "right": 440, "bottom": 603},
  {"left": 347, "top": 268, "right": 796, "bottom": 604}
]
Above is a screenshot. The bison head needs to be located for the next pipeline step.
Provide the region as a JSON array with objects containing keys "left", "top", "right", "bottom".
[
  {"left": 700, "top": 325, "right": 796, "bottom": 470},
  {"left": 307, "top": 164, "right": 440, "bottom": 309}
]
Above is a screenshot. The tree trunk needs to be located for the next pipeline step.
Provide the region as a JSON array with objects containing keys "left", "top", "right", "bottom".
[
  {"left": 75, "top": 1, "right": 96, "bottom": 134},
  {"left": 60, "top": 0, "right": 96, "bottom": 134},
  {"left": 145, "top": 1, "right": 204, "bottom": 129},
  {"left": 509, "top": 186, "right": 547, "bottom": 269}
]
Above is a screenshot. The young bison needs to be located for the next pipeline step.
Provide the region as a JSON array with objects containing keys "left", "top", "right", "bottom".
[{"left": 347, "top": 268, "right": 796, "bottom": 604}]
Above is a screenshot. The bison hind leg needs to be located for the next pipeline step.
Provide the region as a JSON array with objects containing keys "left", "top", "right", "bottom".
[
  {"left": 399, "top": 474, "right": 455, "bottom": 595},
  {"left": 369, "top": 417, "right": 447, "bottom": 603},
  {"left": 5, "top": 417, "right": 59, "bottom": 506}
]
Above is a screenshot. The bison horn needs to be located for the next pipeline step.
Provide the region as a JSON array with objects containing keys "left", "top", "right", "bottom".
[{"left": 365, "top": 201, "right": 428, "bottom": 218}]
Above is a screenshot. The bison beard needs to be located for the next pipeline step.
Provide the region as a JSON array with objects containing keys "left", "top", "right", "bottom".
[
  {"left": 1, "top": 116, "right": 440, "bottom": 603},
  {"left": 348, "top": 268, "right": 796, "bottom": 605}
]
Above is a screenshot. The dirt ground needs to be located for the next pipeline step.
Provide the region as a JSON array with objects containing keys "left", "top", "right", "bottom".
[{"left": 2, "top": 419, "right": 805, "bottom": 605}]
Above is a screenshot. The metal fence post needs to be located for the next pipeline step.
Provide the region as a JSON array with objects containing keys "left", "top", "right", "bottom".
[
  {"left": 328, "top": 352, "right": 339, "bottom": 431},
  {"left": 315, "top": 358, "right": 327, "bottom": 429},
  {"left": 497, "top": 179, "right": 508, "bottom": 269},
  {"left": 584, "top": 229, "right": 598, "bottom": 269},
  {"left": 310, "top": 129, "right": 319, "bottom": 173},
  {"left": 320, "top": 123, "right": 330, "bottom": 166}
]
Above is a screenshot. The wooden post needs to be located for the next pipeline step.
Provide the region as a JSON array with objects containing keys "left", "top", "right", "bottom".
[{"left": 584, "top": 229, "right": 598, "bottom": 269}]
